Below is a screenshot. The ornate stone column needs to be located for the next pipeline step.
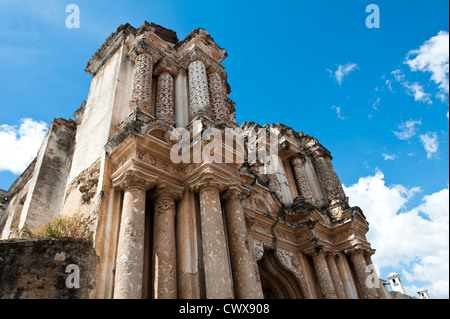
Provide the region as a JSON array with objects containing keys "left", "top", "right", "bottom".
[
  {"left": 113, "top": 172, "right": 153, "bottom": 299},
  {"left": 152, "top": 187, "right": 178, "bottom": 299},
  {"left": 312, "top": 149, "right": 346, "bottom": 201},
  {"left": 188, "top": 60, "right": 212, "bottom": 120},
  {"left": 207, "top": 69, "right": 229, "bottom": 124},
  {"left": 155, "top": 72, "right": 175, "bottom": 125},
  {"left": 311, "top": 250, "right": 338, "bottom": 299},
  {"left": 326, "top": 252, "right": 347, "bottom": 299},
  {"left": 222, "top": 189, "right": 263, "bottom": 299},
  {"left": 348, "top": 249, "right": 380, "bottom": 299},
  {"left": 198, "top": 184, "right": 233, "bottom": 299},
  {"left": 292, "top": 156, "right": 316, "bottom": 205},
  {"left": 130, "top": 52, "right": 153, "bottom": 112},
  {"left": 154, "top": 59, "right": 177, "bottom": 125}
]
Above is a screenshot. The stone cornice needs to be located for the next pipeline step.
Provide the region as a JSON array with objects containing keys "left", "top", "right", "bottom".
[
  {"left": 175, "top": 28, "right": 227, "bottom": 64},
  {"left": 111, "top": 164, "right": 157, "bottom": 191}
]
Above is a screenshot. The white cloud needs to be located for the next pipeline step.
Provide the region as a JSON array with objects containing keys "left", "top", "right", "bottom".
[
  {"left": 405, "top": 31, "right": 449, "bottom": 99},
  {"left": 331, "top": 105, "right": 348, "bottom": 120},
  {"left": 392, "top": 69, "right": 405, "bottom": 82},
  {"left": 391, "top": 70, "right": 432, "bottom": 104},
  {"left": 393, "top": 119, "right": 422, "bottom": 140},
  {"left": 343, "top": 171, "right": 449, "bottom": 298},
  {"left": 404, "top": 82, "right": 433, "bottom": 104},
  {"left": 0, "top": 118, "right": 48, "bottom": 174},
  {"left": 372, "top": 97, "right": 381, "bottom": 110},
  {"left": 382, "top": 153, "right": 397, "bottom": 161},
  {"left": 327, "top": 63, "right": 359, "bottom": 85},
  {"left": 419, "top": 132, "right": 439, "bottom": 159}
]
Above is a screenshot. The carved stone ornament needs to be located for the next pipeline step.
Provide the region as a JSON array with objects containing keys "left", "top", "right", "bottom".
[
  {"left": 155, "top": 73, "right": 175, "bottom": 124},
  {"left": 207, "top": 72, "right": 229, "bottom": 123},
  {"left": 188, "top": 60, "right": 211, "bottom": 117},
  {"left": 131, "top": 52, "right": 153, "bottom": 110},
  {"left": 292, "top": 157, "right": 315, "bottom": 203},
  {"left": 276, "top": 248, "right": 310, "bottom": 296},
  {"left": 252, "top": 239, "right": 273, "bottom": 261},
  {"left": 154, "top": 197, "right": 175, "bottom": 215},
  {"left": 313, "top": 153, "right": 345, "bottom": 200}
]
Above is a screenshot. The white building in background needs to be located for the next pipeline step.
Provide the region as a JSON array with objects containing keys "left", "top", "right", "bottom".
[
  {"left": 417, "top": 288, "right": 430, "bottom": 299},
  {"left": 387, "top": 272, "right": 405, "bottom": 294}
]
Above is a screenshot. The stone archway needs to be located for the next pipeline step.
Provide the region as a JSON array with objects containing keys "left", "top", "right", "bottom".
[{"left": 257, "top": 249, "right": 305, "bottom": 299}]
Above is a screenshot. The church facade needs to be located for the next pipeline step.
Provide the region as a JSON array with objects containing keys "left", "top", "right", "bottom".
[{"left": 0, "top": 22, "right": 384, "bottom": 299}]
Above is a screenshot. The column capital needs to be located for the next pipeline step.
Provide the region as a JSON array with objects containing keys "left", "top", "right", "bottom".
[
  {"left": 312, "top": 146, "right": 332, "bottom": 160},
  {"left": 152, "top": 181, "right": 184, "bottom": 201},
  {"left": 292, "top": 156, "right": 305, "bottom": 167},
  {"left": 345, "top": 245, "right": 375, "bottom": 258},
  {"left": 128, "top": 37, "right": 160, "bottom": 63},
  {"left": 305, "top": 246, "right": 329, "bottom": 258},
  {"left": 189, "top": 173, "right": 229, "bottom": 195},
  {"left": 221, "top": 186, "right": 251, "bottom": 202},
  {"left": 325, "top": 251, "right": 339, "bottom": 259},
  {"left": 111, "top": 167, "right": 157, "bottom": 192},
  {"left": 206, "top": 62, "right": 227, "bottom": 78},
  {"left": 179, "top": 47, "right": 213, "bottom": 70},
  {"left": 154, "top": 57, "right": 179, "bottom": 77}
]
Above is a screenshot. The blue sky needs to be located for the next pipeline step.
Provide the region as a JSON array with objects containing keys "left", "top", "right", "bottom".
[{"left": 0, "top": 0, "right": 448, "bottom": 298}]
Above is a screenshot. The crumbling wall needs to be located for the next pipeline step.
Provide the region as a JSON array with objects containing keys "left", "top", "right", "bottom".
[{"left": 0, "top": 238, "right": 97, "bottom": 299}]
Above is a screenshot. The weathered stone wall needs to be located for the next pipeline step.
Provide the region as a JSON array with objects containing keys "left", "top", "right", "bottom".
[
  {"left": 0, "top": 238, "right": 97, "bottom": 299},
  {"left": 0, "top": 190, "right": 7, "bottom": 226}
]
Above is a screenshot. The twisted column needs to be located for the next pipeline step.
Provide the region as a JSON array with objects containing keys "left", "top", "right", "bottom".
[
  {"left": 312, "top": 150, "right": 346, "bottom": 201},
  {"left": 292, "top": 156, "right": 316, "bottom": 205}
]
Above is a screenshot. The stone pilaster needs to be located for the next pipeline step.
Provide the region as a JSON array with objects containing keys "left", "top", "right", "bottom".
[
  {"left": 207, "top": 70, "right": 229, "bottom": 124},
  {"left": 130, "top": 52, "right": 153, "bottom": 111},
  {"left": 292, "top": 156, "right": 316, "bottom": 205},
  {"left": 311, "top": 251, "right": 338, "bottom": 299},
  {"left": 326, "top": 252, "right": 347, "bottom": 299},
  {"left": 198, "top": 184, "right": 233, "bottom": 299},
  {"left": 155, "top": 72, "right": 175, "bottom": 125},
  {"left": 152, "top": 188, "right": 178, "bottom": 299},
  {"left": 348, "top": 249, "right": 380, "bottom": 299},
  {"left": 188, "top": 60, "right": 212, "bottom": 120},
  {"left": 222, "top": 189, "right": 263, "bottom": 299}
]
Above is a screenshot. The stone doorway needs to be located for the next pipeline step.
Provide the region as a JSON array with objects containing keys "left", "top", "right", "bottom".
[{"left": 258, "top": 249, "right": 305, "bottom": 299}]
